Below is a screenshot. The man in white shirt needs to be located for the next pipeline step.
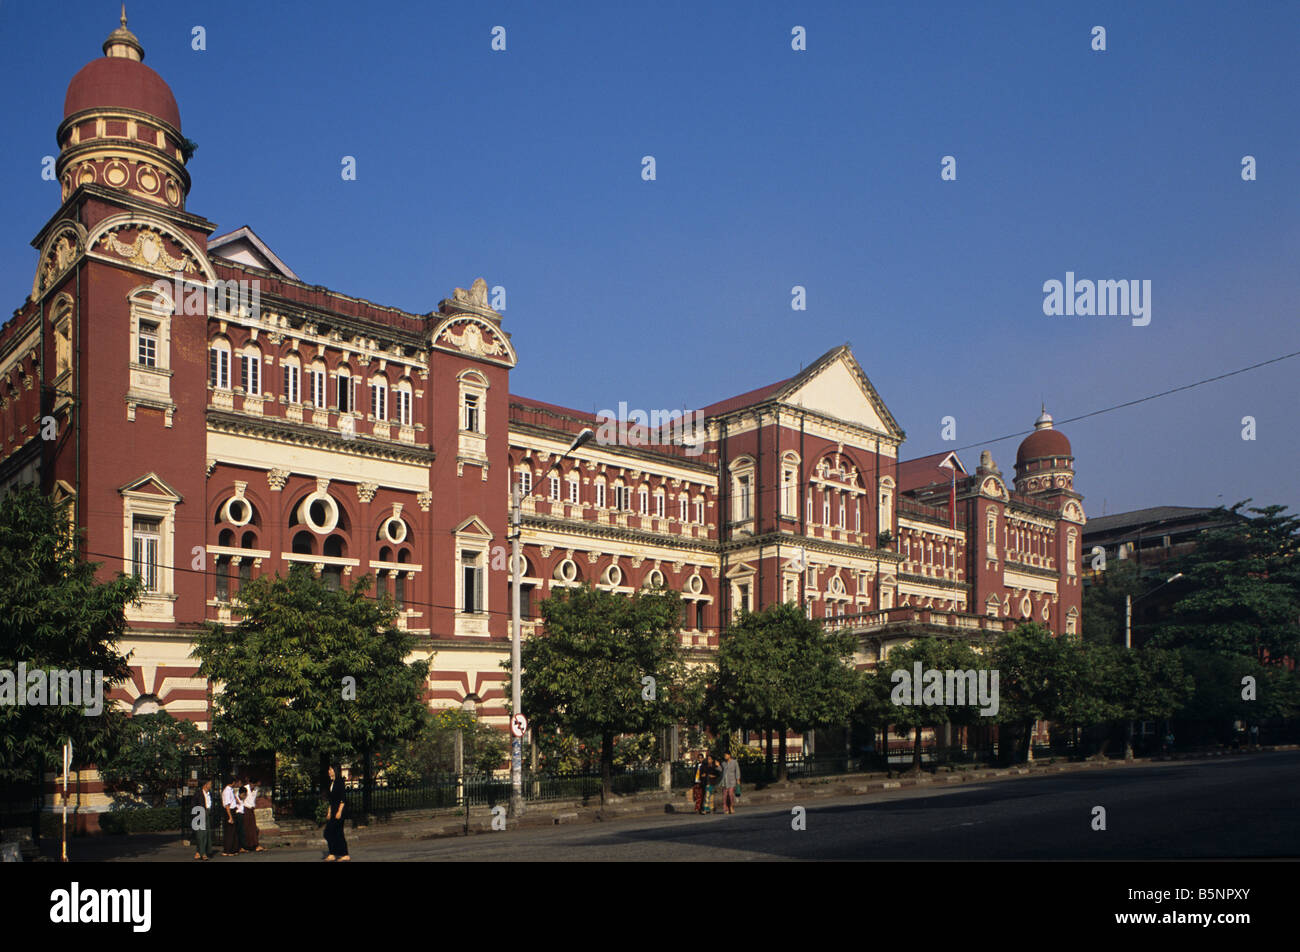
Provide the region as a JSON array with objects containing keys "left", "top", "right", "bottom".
[
  {"left": 193, "top": 779, "right": 213, "bottom": 860},
  {"left": 221, "top": 776, "right": 244, "bottom": 855},
  {"left": 241, "top": 775, "right": 265, "bottom": 851}
]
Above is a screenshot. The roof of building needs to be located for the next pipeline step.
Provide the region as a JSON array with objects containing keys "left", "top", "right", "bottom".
[
  {"left": 1083, "top": 506, "right": 1229, "bottom": 536},
  {"left": 898, "top": 450, "right": 967, "bottom": 493},
  {"left": 1016, "top": 406, "right": 1072, "bottom": 466},
  {"left": 64, "top": 10, "right": 181, "bottom": 130},
  {"left": 209, "top": 227, "right": 299, "bottom": 280}
]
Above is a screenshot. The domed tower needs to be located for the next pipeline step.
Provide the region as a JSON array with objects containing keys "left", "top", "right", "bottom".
[
  {"left": 56, "top": 6, "right": 190, "bottom": 210},
  {"left": 1014, "top": 406, "right": 1074, "bottom": 497}
]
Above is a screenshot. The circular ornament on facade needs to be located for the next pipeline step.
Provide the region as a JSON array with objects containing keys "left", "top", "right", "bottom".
[
  {"left": 77, "top": 164, "right": 96, "bottom": 186},
  {"left": 644, "top": 568, "right": 665, "bottom": 589},
  {"left": 685, "top": 573, "right": 704, "bottom": 595},
  {"left": 222, "top": 496, "right": 252, "bottom": 527},
  {"left": 1020, "top": 594, "right": 1032, "bottom": 618},
  {"left": 138, "top": 167, "right": 159, "bottom": 193},
  {"left": 1041, "top": 601, "right": 1050, "bottom": 621},
  {"left": 603, "top": 565, "right": 623, "bottom": 587},
  {"left": 105, "top": 162, "right": 128, "bottom": 187},
  {"left": 298, "top": 492, "right": 339, "bottom": 534},
  {"left": 382, "top": 517, "right": 407, "bottom": 544},
  {"left": 555, "top": 558, "right": 578, "bottom": 583},
  {"left": 165, "top": 178, "right": 180, "bottom": 205}
]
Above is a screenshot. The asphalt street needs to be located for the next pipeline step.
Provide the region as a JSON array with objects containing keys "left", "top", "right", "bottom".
[{"left": 102, "top": 750, "right": 1300, "bottom": 861}]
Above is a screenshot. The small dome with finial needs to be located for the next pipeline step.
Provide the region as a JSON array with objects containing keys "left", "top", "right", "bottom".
[
  {"left": 1016, "top": 404, "right": 1071, "bottom": 466},
  {"left": 103, "top": 5, "right": 144, "bottom": 61}
]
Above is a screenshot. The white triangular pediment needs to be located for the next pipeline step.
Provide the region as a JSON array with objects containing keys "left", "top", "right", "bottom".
[
  {"left": 781, "top": 355, "right": 893, "bottom": 435},
  {"left": 119, "top": 472, "right": 182, "bottom": 501},
  {"left": 453, "top": 515, "right": 493, "bottom": 538}
]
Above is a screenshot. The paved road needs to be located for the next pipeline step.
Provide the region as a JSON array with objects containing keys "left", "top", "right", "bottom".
[{"left": 104, "top": 750, "right": 1300, "bottom": 862}]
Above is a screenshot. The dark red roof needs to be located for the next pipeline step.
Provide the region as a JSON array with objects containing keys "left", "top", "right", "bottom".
[
  {"left": 898, "top": 451, "right": 966, "bottom": 492},
  {"left": 65, "top": 56, "right": 181, "bottom": 130},
  {"left": 696, "top": 377, "right": 790, "bottom": 418},
  {"left": 1016, "top": 428, "right": 1072, "bottom": 465}
]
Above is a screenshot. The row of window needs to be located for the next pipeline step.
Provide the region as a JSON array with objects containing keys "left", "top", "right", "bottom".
[
  {"left": 518, "top": 469, "right": 708, "bottom": 523},
  {"left": 207, "top": 345, "right": 416, "bottom": 426}
]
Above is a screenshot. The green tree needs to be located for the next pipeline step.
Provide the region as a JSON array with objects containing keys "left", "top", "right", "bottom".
[
  {"left": 992, "top": 622, "right": 1066, "bottom": 762},
  {"left": 192, "top": 566, "right": 429, "bottom": 792},
  {"left": 711, "top": 603, "right": 859, "bottom": 781},
  {"left": 1154, "top": 503, "right": 1300, "bottom": 663},
  {"left": 516, "top": 584, "right": 687, "bottom": 802},
  {"left": 382, "top": 708, "right": 507, "bottom": 779},
  {"left": 0, "top": 486, "right": 139, "bottom": 788},
  {"left": 1081, "top": 559, "right": 1146, "bottom": 646},
  {"left": 1054, "top": 638, "right": 1124, "bottom": 756},
  {"left": 98, "top": 711, "right": 204, "bottom": 807},
  {"left": 878, "top": 636, "right": 984, "bottom": 773}
]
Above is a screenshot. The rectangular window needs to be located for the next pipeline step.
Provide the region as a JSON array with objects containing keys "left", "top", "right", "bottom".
[
  {"left": 549, "top": 475, "right": 561, "bottom": 501},
  {"left": 596, "top": 482, "right": 606, "bottom": 508},
  {"left": 655, "top": 494, "right": 665, "bottom": 518},
  {"left": 461, "top": 550, "right": 483, "bottom": 613},
  {"left": 464, "top": 394, "right": 480, "bottom": 432},
  {"left": 823, "top": 492, "right": 831, "bottom": 526},
  {"left": 395, "top": 389, "right": 412, "bottom": 426},
  {"left": 138, "top": 322, "right": 158, "bottom": 367},
  {"left": 736, "top": 474, "right": 751, "bottom": 521},
  {"left": 696, "top": 601, "right": 706, "bottom": 631},
  {"left": 215, "top": 557, "right": 229, "bottom": 601},
  {"left": 518, "top": 470, "right": 532, "bottom": 495},
  {"left": 639, "top": 489, "right": 649, "bottom": 515},
  {"left": 370, "top": 382, "right": 387, "bottom": 419},
  {"left": 568, "top": 478, "right": 579, "bottom": 504},
  {"left": 394, "top": 573, "right": 405, "bottom": 611},
  {"left": 616, "top": 486, "right": 632, "bottom": 511},
  {"left": 283, "top": 364, "right": 300, "bottom": 404},
  {"left": 240, "top": 353, "right": 260, "bottom": 395},
  {"left": 131, "top": 516, "right": 161, "bottom": 593},
  {"left": 807, "top": 491, "right": 813, "bottom": 525},
  {"left": 337, "top": 375, "right": 351, "bottom": 412},
  {"left": 310, "top": 370, "right": 327, "bottom": 408},
  {"left": 855, "top": 501, "right": 861, "bottom": 533},
  {"left": 208, "top": 348, "right": 230, "bottom": 389},
  {"left": 839, "top": 498, "right": 846, "bottom": 529},
  {"left": 679, "top": 498, "right": 688, "bottom": 522},
  {"left": 695, "top": 501, "right": 704, "bottom": 524}
]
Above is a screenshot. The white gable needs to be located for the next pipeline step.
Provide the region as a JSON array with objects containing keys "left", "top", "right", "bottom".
[{"left": 783, "top": 356, "right": 890, "bottom": 433}]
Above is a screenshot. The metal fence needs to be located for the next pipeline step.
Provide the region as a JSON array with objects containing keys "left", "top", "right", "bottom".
[{"left": 271, "top": 766, "right": 668, "bottom": 819}]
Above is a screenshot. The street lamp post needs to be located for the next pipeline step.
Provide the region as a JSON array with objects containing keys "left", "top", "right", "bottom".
[
  {"left": 509, "top": 426, "right": 594, "bottom": 818},
  {"left": 1123, "top": 572, "right": 1184, "bottom": 759}
]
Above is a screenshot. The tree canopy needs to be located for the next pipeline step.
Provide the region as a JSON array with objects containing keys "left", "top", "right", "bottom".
[
  {"left": 192, "top": 567, "right": 429, "bottom": 781},
  {"left": 0, "top": 485, "right": 139, "bottom": 783}
]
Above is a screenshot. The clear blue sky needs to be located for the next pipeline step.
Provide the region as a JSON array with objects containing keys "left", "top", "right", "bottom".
[{"left": 3, "top": 0, "right": 1297, "bottom": 517}]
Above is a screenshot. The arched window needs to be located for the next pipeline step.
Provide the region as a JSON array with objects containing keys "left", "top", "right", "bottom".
[
  {"left": 209, "top": 338, "right": 231, "bottom": 389},
  {"left": 369, "top": 374, "right": 388, "bottom": 420},
  {"left": 239, "top": 343, "right": 261, "bottom": 395},
  {"left": 282, "top": 353, "right": 301, "bottom": 404},
  {"left": 309, "top": 358, "right": 328, "bottom": 408},
  {"left": 336, "top": 364, "right": 354, "bottom": 412},
  {"left": 394, "top": 378, "right": 413, "bottom": 427}
]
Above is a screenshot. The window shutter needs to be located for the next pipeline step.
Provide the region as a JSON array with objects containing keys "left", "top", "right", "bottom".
[{"left": 475, "top": 562, "right": 484, "bottom": 613}]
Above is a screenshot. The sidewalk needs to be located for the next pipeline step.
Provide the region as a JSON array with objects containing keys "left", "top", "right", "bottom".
[{"left": 38, "top": 744, "right": 1296, "bottom": 860}]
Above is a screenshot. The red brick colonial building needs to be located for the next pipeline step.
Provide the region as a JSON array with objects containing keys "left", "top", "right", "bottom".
[{"left": 1, "top": 15, "right": 1085, "bottom": 804}]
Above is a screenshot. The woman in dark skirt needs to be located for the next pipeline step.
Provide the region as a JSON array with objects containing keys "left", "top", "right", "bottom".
[{"left": 323, "top": 764, "right": 350, "bottom": 861}]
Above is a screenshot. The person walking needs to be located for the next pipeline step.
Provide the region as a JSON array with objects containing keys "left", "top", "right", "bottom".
[
  {"left": 193, "top": 779, "right": 214, "bottom": 860},
  {"left": 690, "top": 753, "right": 706, "bottom": 814},
  {"left": 719, "top": 752, "right": 741, "bottom": 814},
  {"left": 241, "top": 776, "right": 265, "bottom": 852},
  {"left": 220, "top": 776, "right": 241, "bottom": 856},
  {"left": 323, "top": 765, "right": 350, "bottom": 861},
  {"left": 701, "top": 754, "right": 722, "bottom": 814}
]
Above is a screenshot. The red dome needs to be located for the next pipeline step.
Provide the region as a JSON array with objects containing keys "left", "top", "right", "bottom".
[
  {"left": 64, "top": 56, "right": 181, "bottom": 131},
  {"left": 1016, "top": 427, "right": 1072, "bottom": 465}
]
